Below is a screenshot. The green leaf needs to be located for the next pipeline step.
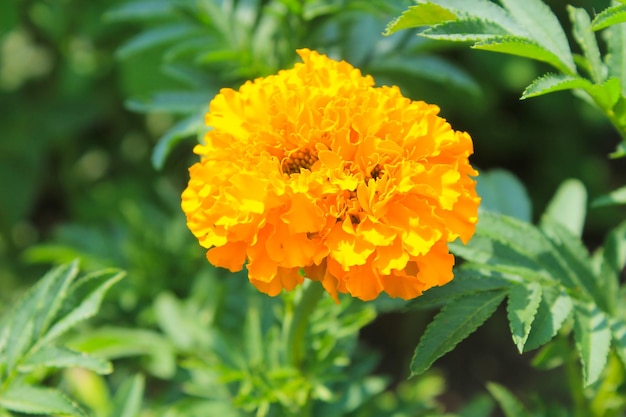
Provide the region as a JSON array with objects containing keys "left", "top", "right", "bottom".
[
  {"left": 422, "top": 18, "right": 510, "bottom": 42},
  {"left": 507, "top": 282, "right": 542, "bottom": 353},
  {"left": 0, "top": 384, "right": 87, "bottom": 417},
  {"left": 604, "top": 15, "right": 626, "bottom": 96},
  {"left": 573, "top": 300, "right": 611, "bottom": 386},
  {"left": 499, "top": 0, "right": 575, "bottom": 73},
  {"left": 543, "top": 179, "right": 587, "bottom": 237},
  {"left": 486, "top": 382, "right": 531, "bottom": 417},
  {"left": 110, "top": 374, "right": 145, "bottom": 417},
  {"left": 126, "top": 91, "right": 212, "bottom": 114},
  {"left": 473, "top": 37, "right": 572, "bottom": 74},
  {"left": 40, "top": 269, "right": 125, "bottom": 346},
  {"left": 383, "top": 3, "right": 457, "bottom": 35},
  {"left": 424, "top": 0, "right": 525, "bottom": 35},
  {"left": 152, "top": 113, "right": 204, "bottom": 170},
  {"left": 524, "top": 285, "right": 573, "bottom": 351},
  {"left": 410, "top": 290, "right": 506, "bottom": 376},
  {"left": 593, "top": 220, "right": 626, "bottom": 315},
  {"left": 522, "top": 74, "right": 593, "bottom": 99},
  {"left": 104, "top": 0, "right": 179, "bottom": 22},
  {"left": 19, "top": 345, "right": 112, "bottom": 374},
  {"left": 586, "top": 77, "right": 622, "bottom": 109},
  {"left": 592, "top": 185, "right": 626, "bottom": 207},
  {"left": 457, "top": 395, "right": 495, "bottom": 417},
  {"left": 568, "top": 6, "right": 605, "bottom": 83},
  {"left": 475, "top": 169, "right": 531, "bottom": 222},
  {"left": 116, "top": 24, "right": 202, "bottom": 60},
  {"left": 610, "top": 317, "right": 626, "bottom": 369},
  {"left": 591, "top": 3, "right": 626, "bottom": 31}
]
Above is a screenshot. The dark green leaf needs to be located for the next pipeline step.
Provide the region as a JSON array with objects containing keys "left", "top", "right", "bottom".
[
  {"left": 40, "top": 269, "right": 125, "bottom": 346},
  {"left": 593, "top": 220, "right": 626, "bottom": 315},
  {"left": 524, "top": 285, "right": 572, "bottom": 351},
  {"left": 0, "top": 384, "right": 87, "bottom": 417},
  {"left": 152, "top": 113, "right": 204, "bottom": 170},
  {"left": 486, "top": 382, "right": 531, "bottom": 417},
  {"left": 568, "top": 6, "right": 605, "bottom": 83},
  {"left": 475, "top": 169, "right": 531, "bottom": 221},
  {"left": 573, "top": 300, "right": 611, "bottom": 386},
  {"left": 457, "top": 394, "right": 495, "bottom": 417},
  {"left": 591, "top": 3, "right": 626, "bottom": 31},
  {"left": 104, "top": 0, "right": 179, "bottom": 22},
  {"left": 473, "top": 37, "right": 572, "bottom": 74},
  {"left": 110, "top": 374, "right": 145, "bottom": 417},
  {"left": 18, "top": 345, "right": 112, "bottom": 374},
  {"left": 610, "top": 317, "right": 626, "bottom": 369},
  {"left": 542, "top": 179, "right": 587, "bottom": 237},
  {"left": 531, "top": 335, "right": 568, "bottom": 370},
  {"left": 499, "top": 0, "right": 575, "bottom": 73},
  {"left": 592, "top": 185, "right": 626, "bottom": 207},
  {"left": 116, "top": 24, "right": 202, "bottom": 60},
  {"left": 410, "top": 290, "right": 506, "bottom": 376},
  {"left": 383, "top": 3, "right": 457, "bottom": 35},
  {"left": 126, "top": 91, "right": 212, "bottom": 114},
  {"left": 422, "top": 18, "right": 510, "bottom": 42},
  {"left": 507, "top": 282, "right": 542, "bottom": 353}
]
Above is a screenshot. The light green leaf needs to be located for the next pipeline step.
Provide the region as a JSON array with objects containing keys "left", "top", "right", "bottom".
[
  {"left": 499, "top": 0, "right": 575, "bottom": 73},
  {"left": 110, "top": 374, "right": 145, "bottom": 417},
  {"left": 475, "top": 169, "right": 531, "bottom": 222},
  {"left": 593, "top": 220, "right": 626, "bottom": 315},
  {"left": 383, "top": 3, "right": 457, "bottom": 35},
  {"left": 586, "top": 77, "right": 622, "bottom": 109},
  {"left": 486, "top": 382, "right": 531, "bottom": 417},
  {"left": 19, "top": 345, "right": 112, "bottom": 374},
  {"left": 457, "top": 395, "right": 495, "bottom": 417},
  {"left": 40, "top": 269, "right": 125, "bottom": 346},
  {"left": 591, "top": 3, "right": 626, "bottom": 31},
  {"left": 522, "top": 74, "right": 593, "bottom": 99},
  {"left": 422, "top": 18, "right": 510, "bottom": 42},
  {"left": 0, "top": 384, "right": 87, "bottom": 417},
  {"left": 473, "top": 37, "right": 572, "bottom": 74},
  {"left": 104, "top": 0, "right": 179, "bottom": 22},
  {"left": 154, "top": 292, "right": 195, "bottom": 351},
  {"left": 425, "top": 0, "right": 525, "bottom": 35},
  {"left": 568, "top": 6, "right": 605, "bottom": 83},
  {"left": 116, "top": 24, "right": 202, "bottom": 60},
  {"left": 573, "top": 300, "right": 611, "bottom": 386},
  {"left": 605, "top": 15, "right": 626, "bottom": 95},
  {"left": 507, "top": 282, "right": 542, "bottom": 353},
  {"left": 592, "top": 185, "right": 626, "bottom": 207},
  {"left": 543, "top": 179, "right": 587, "bottom": 237},
  {"left": 126, "top": 91, "right": 211, "bottom": 114},
  {"left": 524, "top": 285, "right": 573, "bottom": 351},
  {"left": 410, "top": 290, "right": 506, "bottom": 376},
  {"left": 152, "top": 113, "right": 204, "bottom": 170},
  {"left": 610, "top": 317, "right": 626, "bottom": 369}
]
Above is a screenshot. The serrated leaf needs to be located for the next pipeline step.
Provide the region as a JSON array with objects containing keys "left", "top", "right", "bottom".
[
  {"left": 524, "top": 285, "right": 573, "bottom": 351},
  {"left": 573, "top": 300, "right": 611, "bottom": 386},
  {"left": 522, "top": 74, "right": 593, "bottom": 99},
  {"left": 422, "top": 18, "right": 510, "bottom": 42},
  {"left": 486, "top": 382, "right": 531, "bottom": 417},
  {"left": 593, "top": 220, "right": 626, "bottom": 315},
  {"left": 384, "top": 3, "right": 457, "bottom": 35},
  {"left": 610, "top": 317, "right": 626, "bottom": 368},
  {"left": 543, "top": 179, "right": 587, "bottom": 237},
  {"left": 409, "top": 267, "right": 510, "bottom": 310},
  {"left": 475, "top": 169, "right": 531, "bottom": 221},
  {"left": 0, "top": 384, "right": 87, "bottom": 417},
  {"left": 410, "top": 290, "right": 506, "bottom": 376},
  {"left": 569, "top": 6, "right": 605, "bottom": 83},
  {"left": 40, "top": 269, "right": 125, "bottom": 346},
  {"left": 507, "top": 282, "right": 542, "bottom": 353},
  {"left": 104, "top": 0, "right": 179, "bottom": 22},
  {"left": 425, "top": 0, "right": 526, "bottom": 35},
  {"left": 473, "top": 36, "right": 572, "bottom": 74},
  {"left": 116, "top": 24, "right": 202, "bottom": 60},
  {"left": 110, "top": 374, "right": 145, "bottom": 417},
  {"left": 592, "top": 185, "right": 626, "bottom": 207},
  {"left": 591, "top": 3, "right": 626, "bottom": 31},
  {"left": 499, "top": 0, "right": 575, "bottom": 73},
  {"left": 152, "top": 113, "right": 204, "bottom": 170},
  {"left": 19, "top": 345, "right": 112, "bottom": 374},
  {"left": 126, "top": 91, "right": 212, "bottom": 114},
  {"left": 605, "top": 15, "right": 626, "bottom": 95}
]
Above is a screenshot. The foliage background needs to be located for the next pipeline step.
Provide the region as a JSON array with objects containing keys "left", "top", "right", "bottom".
[{"left": 0, "top": 0, "right": 625, "bottom": 415}]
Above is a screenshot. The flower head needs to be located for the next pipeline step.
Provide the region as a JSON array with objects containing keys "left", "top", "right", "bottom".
[{"left": 182, "top": 49, "right": 479, "bottom": 301}]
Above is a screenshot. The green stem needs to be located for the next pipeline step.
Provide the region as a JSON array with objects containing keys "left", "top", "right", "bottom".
[{"left": 562, "top": 335, "right": 589, "bottom": 417}]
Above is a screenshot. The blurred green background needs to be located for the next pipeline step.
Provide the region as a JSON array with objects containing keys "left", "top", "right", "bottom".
[{"left": 0, "top": 0, "right": 624, "bottom": 414}]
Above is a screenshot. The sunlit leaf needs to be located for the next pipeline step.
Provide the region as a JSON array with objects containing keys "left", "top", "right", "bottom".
[
  {"left": 592, "top": 185, "right": 626, "bottom": 207},
  {"left": 591, "top": 3, "right": 626, "bottom": 31},
  {"left": 18, "top": 345, "right": 112, "bottom": 375},
  {"left": 573, "top": 300, "right": 611, "bottom": 386},
  {"left": 422, "top": 18, "right": 510, "bottom": 42},
  {"left": 522, "top": 74, "right": 593, "bottom": 99},
  {"left": 604, "top": 14, "right": 626, "bottom": 96},
  {"left": 524, "top": 285, "right": 573, "bottom": 351},
  {"left": 110, "top": 374, "right": 145, "bottom": 417},
  {"left": 410, "top": 289, "right": 506, "bottom": 376},
  {"left": 543, "top": 179, "right": 587, "bottom": 237},
  {"left": 568, "top": 6, "right": 605, "bottom": 83},
  {"left": 0, "top": 384, "right": 87, "bottom": 417},
  {"left": 507, "top": 282, "right": 542, "bottom": 353},
  {"left": 383, "top": 3, "right": 457, "bottom": 35}
]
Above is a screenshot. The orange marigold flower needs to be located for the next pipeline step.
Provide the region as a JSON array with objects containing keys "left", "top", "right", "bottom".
[{"left": 182, "top": 49, "right": 480, "bottom": 301}]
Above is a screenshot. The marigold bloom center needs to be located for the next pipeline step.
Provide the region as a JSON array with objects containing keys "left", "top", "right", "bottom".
[{"left": 181, "top": 48, "right": 480, "bottom": 301}]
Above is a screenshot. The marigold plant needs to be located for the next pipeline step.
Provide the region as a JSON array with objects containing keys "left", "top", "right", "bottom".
[{"left": 181, "top": 48, "right": 480, "bottom": 301}]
